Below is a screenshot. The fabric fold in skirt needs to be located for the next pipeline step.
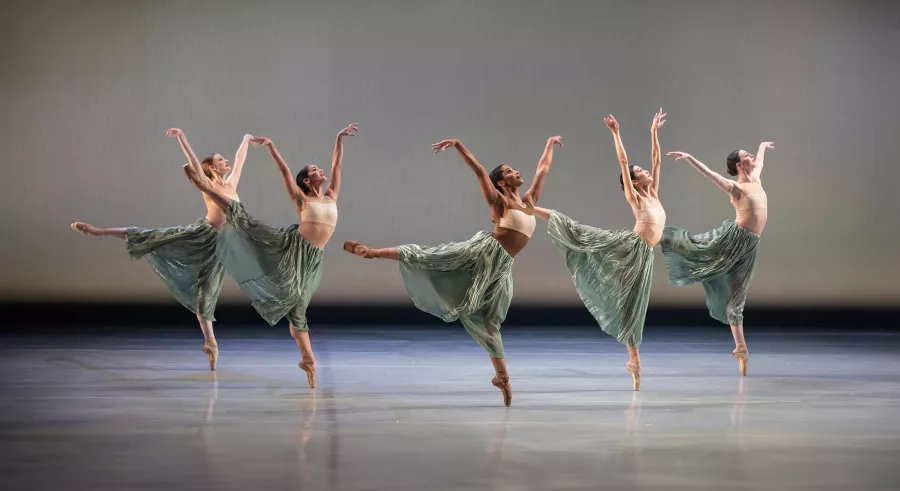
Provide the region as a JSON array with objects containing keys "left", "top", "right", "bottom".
[
  {"left": 397, "top": 230, "right": 514, "bottom": 358},
  {"left": 660, "top": 220, "right": 759, "bottom": 326},
  {"left": 216, "top": 200, "right": 324, "bottom": 329},
  {"left": 125, "top": 219, "right": 225, "bottom": 321},
  {"left": 547, "top": 211, "right": 654, "bottom": 348}
]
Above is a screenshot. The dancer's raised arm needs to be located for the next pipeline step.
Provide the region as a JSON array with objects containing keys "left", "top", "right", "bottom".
[
  {"left": 251, "top": 137, "right": 304, "bottom": 203},
  {"left": 224, "top": 134, "right": 252, "bottom": 187},
  {"left": 606, "top": 115, "right": 637, "bottom": 204},
  {"left": 668, "top": 151, "right": 740, "bottom": 197},
  {"left": 523, "top": 136, "right": 563, "bottom": 206},
  {"left": 751, "top": 142, "right": 774, "bottom": 180},
  {"left": 326, "top": 123, "right": 358, "bottom": 200},
  {"left": 166, "top": 128, "right": 206, "bottom": 182},
  {"left": 650, "top": 108, "right": 666, "bottom": 194},
  {"left": 182, "top": 164, "right": 230, "bottom": 210},
  {"left": 432, "top": 139, "right": 500, "bottom": 205}
]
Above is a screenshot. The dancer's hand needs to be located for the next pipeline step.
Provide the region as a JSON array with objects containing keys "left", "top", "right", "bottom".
[
  {"left": 165, "top": 128, "right": 184, "bottom": 138},
  {"left": 432, "top": 139, "right": 459, "bottom": 154},
  {"left": 651, "top": 108, "right": 667, "bottom": 131},
  {"left": 604, "top": 115, "right": 619, "bottom": 132},
  {"left": 667, "top": 151, "right": 692, "bottom": 161},
  {"left": 761, "top": 141, "right": 774, "bottom": 150},
  {"left": 250, "top": 136, "right": 272, "bottom": 147},
  {"left": 547, "top": 136, "right": 563, "bottom": 147},
  {"left": 337, "top": 123, "right": 358, "bottom": 139}
]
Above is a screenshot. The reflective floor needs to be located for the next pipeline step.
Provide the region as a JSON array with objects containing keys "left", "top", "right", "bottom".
[{"left": 2, "top": 326, "right": 899, "bottom": 490}]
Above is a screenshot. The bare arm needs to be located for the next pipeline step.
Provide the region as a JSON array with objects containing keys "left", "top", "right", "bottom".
[
  {"left": 751, "top": 141, "right": 774, "bottom": 180},
  {"left": 325, "top": 123, "right": 358, "bottom": 200},
  {"left": 605, "top": 115, "right": 637, "bottom": 204},
  {"left": 183, "top": 164, "right": 229, "bottom": 210},
  {"left": 224, "top": 134, "right": 252, "bottom": 187},
  {"left": 432, "top": 139, "right": 500, "bottom": 205},
  {"left": 533, "top": 206, "right": 551, "bottom": 222},
  {"left": 650, "top": 108, "right": 666, "bottom": 194},
  {"left": 523, "top": 136, "right": 563, "bottom": 205},
  {"left": 166, "top": 128, "right": 205, "bottom": 181},
  {"left": 668, "top": 151, "right": 739, "bottom": 196},
  {"left": 250, "top": 137, "right": 304, "bottom": 203}
]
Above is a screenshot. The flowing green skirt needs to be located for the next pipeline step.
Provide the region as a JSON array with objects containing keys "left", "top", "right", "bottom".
[
  {"left": 547, "top": 211, "right": 654, "bottom": 348},
  {"left": 660, "top": 220, "right": 759, "bottom": 326},
  {"left": 125, "top": 219, "right": 225, "bottom": 321},
  {"left": 216, "top": 200, "right": 324, "bottom": 329},
  {"left": 397, "top": 231, "right": 514, "bottom": 358}
]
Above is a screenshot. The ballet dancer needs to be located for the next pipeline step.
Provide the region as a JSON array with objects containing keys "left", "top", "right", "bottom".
[
  {"left": 534, "top": 109, "right": 667, "bottom": 390},
  {"left": 662, "top": 141, "right": 773, "bottom": 375},
  {"left": 70, "top": 131, "right": 253, "bottom": 370},
  {"left": 181, "top": 124, "right": 358, "bottom": 388},
  {"left": 342, "top": 136, "right": 563, "bottom": 406}
]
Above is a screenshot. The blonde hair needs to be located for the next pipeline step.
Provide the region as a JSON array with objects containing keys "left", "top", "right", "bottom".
[{"left": 201, "top": 154, "right": 224, "bottom": 185}]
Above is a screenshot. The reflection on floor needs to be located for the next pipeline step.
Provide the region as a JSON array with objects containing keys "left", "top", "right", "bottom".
[{"left": 2, "top": 326, "right": 899, "bottom": 490}]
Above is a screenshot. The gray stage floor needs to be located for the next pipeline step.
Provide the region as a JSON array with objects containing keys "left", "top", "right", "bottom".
[{"left": 2, "top": 326, "right": 899, "bottom": 490}]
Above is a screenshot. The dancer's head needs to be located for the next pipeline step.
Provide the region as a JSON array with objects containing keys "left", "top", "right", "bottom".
[
  {"left": 201, "top": 154, "right": 231, "bottom": 183},
  {"left": 295, "top": 165, "right": 327, "bottom": 194},
  {"left": 726, "top": 149, "right": 756, "bottom": 176},
  {"left": 489, "top": 164, "right": 524, "bottom": 193},
  {"left": 619, "top": 164, "right": 653, "bottom": 191}
]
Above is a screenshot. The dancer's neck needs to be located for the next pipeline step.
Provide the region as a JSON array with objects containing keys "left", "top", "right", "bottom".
[
  {"left": 306, "top": 186, "right": 327, "bottom": 200},
  {"left": 501, "top": 188, "right": 523, "bottom": 204}
]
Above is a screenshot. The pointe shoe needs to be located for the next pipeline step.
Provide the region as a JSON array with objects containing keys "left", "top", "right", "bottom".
[
  {"left": 733, "top": 347, "right": 749, "bottom": 376},
  {"left": 491, "top": 370, "right": 512, "bottom": 407},
  {"left": 202, "top": 341, "right": 218, "bottom": 371},
  {"left": 342, "top": 240, "right": 373, "bottom": 258},
  {"left": 626, "top": 362, "right": 641, "bottom": 391},
  {"left": 71, "top": 222, "right": 101, "bottom": 236},
  {"left": 299, "top": 360, "right": 317, "bottom": 388}
]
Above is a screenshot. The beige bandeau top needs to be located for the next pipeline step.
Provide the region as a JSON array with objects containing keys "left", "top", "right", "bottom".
[{"left": 300, "top": 200, "right": 338, "bottom": 227}]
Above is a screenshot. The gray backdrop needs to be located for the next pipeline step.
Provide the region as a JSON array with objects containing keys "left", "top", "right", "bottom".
[{"left": 3, "top": 0, "right": 898, "bottom": 307}]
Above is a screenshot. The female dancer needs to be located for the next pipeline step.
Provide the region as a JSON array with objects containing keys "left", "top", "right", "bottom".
[
  {"left": 181, "top": 124, "right": 358, "bottom": 388},
  {"left": 663, "top": 141, "right": 773, "bottom": 375},
  {"left": 534, "top": 110, "right": 667, "bottom": 391},
  {"left": 70, "top": 131, "right": 253, "bottom": 370},
  {"left": 342, "top": 136, "right": 563, "bottom": 406}
]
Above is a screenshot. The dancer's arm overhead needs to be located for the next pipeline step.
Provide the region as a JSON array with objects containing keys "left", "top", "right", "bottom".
[
  {"left": 183, "top": 164, "right": 230, "bottom": 210},
  {"left": 523, "top": 136, "right": 563, "bottom": 206},
  {"left": 251, "top": 137, "right": 305, "bottom": 203},
  {"left": 751, "top": 142, "right": 774, "bottom": 180},
  {"left": 650, "top": 108, "right": 666, "bottom": 195},
  {"left": 432, "top": 139, "right": 501, "bottom": 206},
  {"left": 606, "top": 115, "right": 637, "bottom": 205},
  {"left": 224, "top": 134, "right": 253, "bottom": 187},
  {"left": 326, "top": 123, "right": 358, "bottom": 200},
  {"left": 667, "top": 151, "right": 740, "bottom": 197},
  {"left": 167, "top": 128, "right": 207, "bottom": 184}
]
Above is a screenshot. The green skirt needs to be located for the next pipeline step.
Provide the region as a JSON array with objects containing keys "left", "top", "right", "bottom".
[
  {"left": 397, "top": 231, "right": 514, "bottom": 358},
  {"left": 660, "top": 220, "right": 759, "bottom": 326},
  {"left": 216, "top": 200, "right": 324, "bottom": 329},
  {"left": 125, "top": 219, "right": 225, "bottom": 322},
  {"left": 548, "top": 211, "right": 654, "bottom": 348}
]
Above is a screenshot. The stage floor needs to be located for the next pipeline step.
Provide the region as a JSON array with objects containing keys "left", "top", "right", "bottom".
[{"left": 2, "top": 326, "right": 899, "bottom": 490}]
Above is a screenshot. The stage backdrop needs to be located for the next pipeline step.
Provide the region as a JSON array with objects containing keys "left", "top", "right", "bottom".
[{"left": 2, "top": 0, "right": 898, "bottom": 307}]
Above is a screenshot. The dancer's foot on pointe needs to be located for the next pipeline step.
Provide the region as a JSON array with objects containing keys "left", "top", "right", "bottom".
[
  {"left": 299, "top": 360, "right": 317, "bottom": 388},
  {"left": 70, "top": 222, "right": 104, "bottom": 237},
  {"left": 492, "top": 369, "right": 512, "bottom": 407},
  {"left": 343, "top": 240, "right": 374, "bottom": 258},
  {"left": 733, "top": 345, "right": 749, "bottom": 376},
  {"left": 202, "top": 341, "right": 218, "bottom": 371},
  {"left": 626, "top": 361, "right": 641, "bottom": 391}
]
